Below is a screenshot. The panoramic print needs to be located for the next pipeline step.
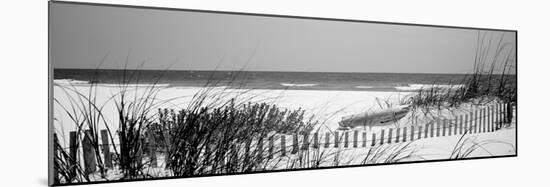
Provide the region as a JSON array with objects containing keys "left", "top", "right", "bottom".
[{"left": 49, "top": 1, "right": 517, "bottom": 185}]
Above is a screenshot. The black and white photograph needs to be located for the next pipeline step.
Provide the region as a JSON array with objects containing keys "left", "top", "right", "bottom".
[{"left": 49, "top": 1, "right": 516, "bottom": 185}]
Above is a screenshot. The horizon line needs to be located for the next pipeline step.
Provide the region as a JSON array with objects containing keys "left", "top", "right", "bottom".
[{"left": 53, "top": 68, "right": 517, "bottom": 75}]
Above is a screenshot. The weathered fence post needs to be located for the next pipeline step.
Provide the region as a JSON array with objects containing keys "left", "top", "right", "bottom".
[
  {"left": 459, "top": 115, "right": 463, "bottom": 134},
  {"left": 100, "top": 130, "right": 112, "bottom": 169},
  {"left": 489, "top": 107, "right": 493, "bottom": 131},
  {"left": 334, "top": 132, "right": 340, "bottom": 148},
  {"left": 480, "top": 108, "right": 489, "bottom": 132},
  {"left": 487, "top": 107, "right": 491, "bottom": 132},
  {"left": 403, "top": 127, "right": 407, "bottom": 142},
  {"left": 503, "top": 102, "right": 507, "bottom": 124},
  {"left": 362, "top": 132, "right": 367, "bottom": 147},
  {"left": 466, "top": 110, "right": 479, "bottom": 134},
  {"left": 396, "top": 128, "right": 401, "bottom": 143},
  {"left": 268, "top": 137, "right": 274, "bottom": 159},
  {"left": 344, "top": 131, "right": 349, "bottom": 148},
  {"left": 442, "top": 120, "right": 446, "bottom": 136},
  {"left": 292, "top": 134, "right": 299, "bottom": 154},
  {"left": 489, "top": 106, "right": 493, "bottom": 131},
  {"left": 480, "top": 108, "right": 491, "bottom": 132},
  {"left": 472, "top": 111, "right": 478, "bottom": 133},
  {"left": 498, "top": 103, "right": 502, "bottom": 129},
  {"left": 82, "top": 130, "right": 96, "bottom": 175},
  {"left": 491, "top": 105, "right": 500, "bottom": 130},
  {"left": 353, "top": 131, "right": 358, "bottom": 148},
  {"left": 488, "top": 108, "right": 493, "bottom": 132},
  {"left": 149, "top": 133, "right": 158, "bottom": 168},
  {"left": 313, "top": 133, "right": 319, "bottom": 149},
  {"left": 503, "top": 102, "right": 507, "bottom": 127},
  {"left": 302, "top": 133, "right": 309, "bottom": 150},
  {"left": 503, "top": 102, "right": 507, "bottom": 126},
  {"left": 447, "top": 119, "right": 452, "bottom": 136},
  {"left": 503, "top": 102, "right": 508, "bottom": 126},
  {"left": 480, "top": 108, "right": 490, "bottom": 132},
  {"left": 497, "top": 102, "right": 502, "bottom": 126},
  {"left": 473, "top": 110, "right": 478, "bottom": 133},
  {"left": 69, "top": 131, "right": 77, "bottom": 180},
  {"left": 371, "top": 133, "right": 376, "bottom": 146},
  {"left": 487, "top": 106, "right": 496, "bottom": 132},
  {"left": 481, "top": 107, "right": 491, "bottom": 132},
  {"left": 481, "top": 108, "right": 491, "bottom": 132},
  {"left": 280, "top": 135, "right": 286, "bottom": 156},
  {"left": 325, "top": 132, "right": 330, "bottom": 148},
  {"left": 507, "top": 102, "right": 512, "bottom": 125},
  {"left": 470, "top": 110, "right": 478, "bottom": 134},
  {"left": 380, "top": 129, "right": 385, "bottom": 145},
  {"left": 388, "top": 128, "right": 393, "bottom": 144}
]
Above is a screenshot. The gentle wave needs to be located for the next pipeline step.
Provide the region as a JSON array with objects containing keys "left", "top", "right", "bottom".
[
  {"left": 54, "top": 79, "right": 170, "bottom": 87},
  {"left": 395, "top": 84, "right": 465, "bottom": 91},
  {"left": 280, "top": 83, "right": 318, "bottom": 87},
  {"left": 100, "top": 83, "right": 170, "bottom": 88},
  {"left": 355, "top": 86, "right": 374, "bottom": 89}
]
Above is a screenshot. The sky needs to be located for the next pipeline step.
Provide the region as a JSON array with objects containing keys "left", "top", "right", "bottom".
[{"left": 50, "top": 2, "right": 516, "bottom": 74}]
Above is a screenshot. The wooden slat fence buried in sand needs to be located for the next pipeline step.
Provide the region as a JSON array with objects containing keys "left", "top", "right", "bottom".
[{"left": 57, "top": 102, "right": 513, "bottom": 173}]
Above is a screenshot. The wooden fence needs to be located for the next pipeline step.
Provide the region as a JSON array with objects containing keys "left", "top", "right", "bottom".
[{"left": 53, "top": 102, "right": 514, "bottom": 180}]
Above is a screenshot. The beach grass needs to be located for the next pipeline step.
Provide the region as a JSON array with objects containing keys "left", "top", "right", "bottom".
[{"left": 407, "top": 31, "right": 516, "bottom": 111}]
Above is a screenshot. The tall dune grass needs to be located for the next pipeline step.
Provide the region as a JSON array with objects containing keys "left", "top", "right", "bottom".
[
  {"left": 156, "top": 98, "right": 317, "bottom": 176},
  {"left": 407, "top": 31, "right": 516, "bottom": 111}
]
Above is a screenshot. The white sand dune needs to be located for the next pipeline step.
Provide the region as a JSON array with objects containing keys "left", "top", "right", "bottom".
[
  {"left": 53, "top": 83, "right": 516, "bottom": 171},
  {"left": 53, "top": 82, "right": 516, "bottom": 183}
]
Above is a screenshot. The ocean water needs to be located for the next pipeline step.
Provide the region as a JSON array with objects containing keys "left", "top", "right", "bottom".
[{"left": 53, "top": 69, "right": 511, "bottom": 92}]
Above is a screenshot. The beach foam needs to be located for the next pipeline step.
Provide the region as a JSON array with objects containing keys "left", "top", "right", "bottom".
[
  {"left": 280, "top": 83, "right": 318, "bottom": 87},
  {"left": 395, "top": 84, "right": 465, "bottom": 91},
  {"left": 355, "top": 86, "right": 374, "bottom": 89}
]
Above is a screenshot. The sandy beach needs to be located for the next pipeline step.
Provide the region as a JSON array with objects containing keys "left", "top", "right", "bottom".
[
  {"left": 53, "top": 79, "right": 516, "bottom": 161},
  {"left": 54, "top": 80, "right": 414, "bottom": 143}
]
